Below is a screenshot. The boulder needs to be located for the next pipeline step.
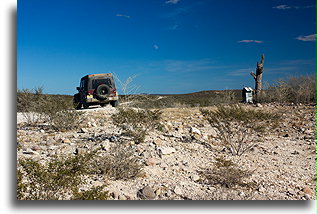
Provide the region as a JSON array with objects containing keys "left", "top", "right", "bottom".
[{"left": 138, "top": 186, "right": 156, "bottom": 200}]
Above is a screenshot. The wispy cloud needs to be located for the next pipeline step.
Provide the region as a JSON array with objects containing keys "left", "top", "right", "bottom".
[
  {"left": 238, "top": 40, "right": 263, "bottom": 44},
  {"left": 273, "top": 5, "right": 291, "bottom": 10},
  {"left": 296, "top": 34, "right": 316, "bottom": 42},
  {"left": 227, "top": 68, "right": 253, "bottom": 77},
  {"left": 273, "top": 4, "right": 315, "bottom": 10},
  {"left": 116, "top": 14, "right": 130, "bottom": 19},
  {"left": 165, "top": 0, "right": 180, "bottom": 4},
  {"left": 153, "top": 44, "right": 159, "bottom": 50}
]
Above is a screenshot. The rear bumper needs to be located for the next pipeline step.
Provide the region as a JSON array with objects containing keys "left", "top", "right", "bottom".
[{"left": 86, "top": 96, "right": 118, "bottom": 103}]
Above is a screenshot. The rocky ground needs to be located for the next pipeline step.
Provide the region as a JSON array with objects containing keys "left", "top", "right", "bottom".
[{"left": 16, "top": 103, "right": 316, "bottom": 200}]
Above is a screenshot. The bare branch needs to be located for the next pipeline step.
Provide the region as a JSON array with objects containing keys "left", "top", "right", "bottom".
[{"left": 250, "top": 72, "right": 256, "bottom": 80}]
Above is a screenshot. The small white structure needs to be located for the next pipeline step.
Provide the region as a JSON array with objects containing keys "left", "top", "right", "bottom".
[{"left": 242, "top": 87, "right": 253, "bottom": 103}]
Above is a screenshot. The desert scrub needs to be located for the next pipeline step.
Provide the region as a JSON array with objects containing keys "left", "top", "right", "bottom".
[
  {"left": 17, "top": 87, "right": 83, "bottom": 131},
  {"left": 257, "top": 75, "right": 315, "bottom": 104},
  {"left": 95, "top": 143, "right": 143, "bottom": 180},
  {"left": 198, "top": 157, "right": 254, "bottom": 188},
  {"left": 72, "top": 185, "right": 109, "bottom": 200},
  {"left": 17, "top": 151, "right": 105, "bottom": 200},
  {"left": 112, "top": 107, "right": 162, "bottom": 143},
  {"left": 17, "top": 87, "right": 47, "bottom": 125},
  {"left": 201, "top": 105, "right": 280, "bottom": 156},
  {"left": 43, "top": 98, "right": 84, "bottom": 131}
]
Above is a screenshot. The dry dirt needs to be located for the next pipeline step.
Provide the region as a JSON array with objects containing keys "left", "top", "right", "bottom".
[{"left": 16, "top": 103, "right": 316, "bottom": 200}]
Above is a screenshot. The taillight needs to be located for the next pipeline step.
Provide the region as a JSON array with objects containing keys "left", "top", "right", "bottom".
[
  {"left": 110, "top": 88, "right": 117, "bottom": 95},
  {"left": 88, "top": 89, "right": 95, "bottom": 95}
]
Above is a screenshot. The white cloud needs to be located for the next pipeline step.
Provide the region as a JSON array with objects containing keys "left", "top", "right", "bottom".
[
  {"left": 238, "top": 40, "right": 263, "bottom": 44},
  {"left": 273, "top": 5, "right": 291, "bottom": 10},
  {"left": 116, "top": 14, "right": 130, "bottom": 19},
  {"left": 165, "top": 0, "right": 180, "bottom": 4},
  {"left": 273, "top": 4, "right": 315, "bottom": 10},
  {"left": 296, "top": 34, "right": 316, "bottom": 42},
  {"left": 153, "top": 44, "right": 159, "bottom": 50}
]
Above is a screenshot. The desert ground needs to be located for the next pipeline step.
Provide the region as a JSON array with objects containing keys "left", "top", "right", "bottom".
[{"left": 16, "top": 102, "right": 316, "bottom": 200}]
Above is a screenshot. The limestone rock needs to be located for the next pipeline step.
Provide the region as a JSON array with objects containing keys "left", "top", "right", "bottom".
[{"left": 138, "top": 186, "right": 156, "bottom": 200}]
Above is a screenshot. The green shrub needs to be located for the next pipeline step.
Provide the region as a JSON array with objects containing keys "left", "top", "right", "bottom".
[
  {"left": 72, "top": 186, "right": 109, "bottom": 200},
  {"left": 96, "top": 143, "right": 143, "bottom": 180},
  {"left": 201, "top": 105, "right": 279, "bottom": 156},
  {"left": 112, "top": 108, "right": 162, "bottom": 143},
  {"left": 17, "top": 151, "right": 99, "bottom": 200},
  {"left": 199, "top": 157, "right": 254, "bottom": 188}
]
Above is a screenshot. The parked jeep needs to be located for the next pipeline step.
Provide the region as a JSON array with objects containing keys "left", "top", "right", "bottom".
[{"left": 73, "top": 73, "right": 119, "bottom": 109}]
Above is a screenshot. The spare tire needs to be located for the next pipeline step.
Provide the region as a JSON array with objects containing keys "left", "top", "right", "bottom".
[{"left": 95, "top": 84, "right": 110, "bottom": 100}]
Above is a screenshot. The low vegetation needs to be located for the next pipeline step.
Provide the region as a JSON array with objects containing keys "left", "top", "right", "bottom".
[
  {"left": 17, "top": 151, "right": 100, "bottom": 200},
  {"left": 201, "top": 105, "right": 280, "bottom": 156},
  {"left": 96, "top": 143, "right": 143, "bottom": 180},
  {"left": 17, "top": 144, "right": 143, "bottom": 200},
  {"left": 17, "top": 87, "right": 83, "bottom": 131},
  {"left": 112, "top": 108, "right": 163, "bottom": 143},
  {"left": 199, "top": 156, "right": 254, "bottom": 188},
  {"left": 258, "top": 75, "right": 315, "bottom": 104}
]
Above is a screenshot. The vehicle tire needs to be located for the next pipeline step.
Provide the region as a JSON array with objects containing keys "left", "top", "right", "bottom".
[
  {"left": 73, "top": 95, "right": 82, "bottom": 110},
  {"left": 83, "top": 102, "right": 89, "bottom": 109},
  {"left": 100, "top": 103, "right": 106, "bottom": 107},
  {"left": 74, "top": 103, "right": 82, "bottom": 110},
  {"left": 110, "top": 100, "right": 119, "bottom": 107},
  {"left": 95, "top": 84, "right": 110, "bottom": 100}
]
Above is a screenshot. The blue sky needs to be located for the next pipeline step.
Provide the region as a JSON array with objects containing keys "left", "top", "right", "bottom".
[{"left": 18, "top": 0, "right": 315, "bottom": 95}]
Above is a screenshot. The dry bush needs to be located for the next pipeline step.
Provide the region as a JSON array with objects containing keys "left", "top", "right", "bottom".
[
  {"left": 17, "top": 87, "right": 84, "bottom": 131},
  {"left": 42, "top": 97, "right": 84, "bottom": 131},
  {"left": 17, "top": 87, "right": 47, "bottom": 125},
  {"left": 112, "top": 108, "right": 162, "bottom": 143},
  {"left": 258, "top": 75, "right": 315, "bottom": 104},
  {"left": 17, "top": 151, "right": 109, "bottom": 200},
  {"left": 95, "top": 143, "right": 143, "bottom": 180},
  {"left": 198, "top": 157, "right": 254, "bottom": 188},
  {"left": 201, "top": 105, "right": 279, "bottom": 156}
]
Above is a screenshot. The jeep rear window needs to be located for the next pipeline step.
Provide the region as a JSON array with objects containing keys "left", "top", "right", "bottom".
[{"left": 92, "top": 78, "right": 113, "bottom": 89}]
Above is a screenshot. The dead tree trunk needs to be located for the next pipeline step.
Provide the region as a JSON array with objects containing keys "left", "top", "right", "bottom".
[{"left": 250, "top": 54, "right": 264, "bottom": 100}]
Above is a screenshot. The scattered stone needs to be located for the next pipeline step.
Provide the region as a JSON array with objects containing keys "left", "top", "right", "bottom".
[
  {"left": 138, "top": 186, "right": 156, "bottom": 200},
  {"left": 191, "top": 175, "right": 200, "bottom": 182},
  {"left": 190, "top": 127, "right": 201, "bottom": 135},
  {"left": 302, "top": 187, "right": 314, "bottom": 196},
  {"left": 256, "top": 103, "right": 263, "bottom": 108},
  {"left": 158, "top": 147, "right": 176, "bottom": 155},
  {"left": 62, "top": 138, "right": 71, "bottom": 144},
  {"left": 31, "top": 145, "right": 41, "bottom": 151},
  {"left": 40, "top": 129, "right": 45, "bottom": 134},
  {"left": 74, "top": 148, "right": 85, "bottom": 155},
  {"left": 146, "top": 158, "right": 158, "bottom": 166},
  {"left": 22, "top": 148, "right": 39, "bottom": 155},
  {"left": 118, "top": 194, "right": 127, "bottom": 200},
  {"left": 258, "top": 186, "right": 266, "bottom": 193},
  {"left": 80, "top": 128, "right": 88, "bottom": 133},
  {"left": 174, "top": 186, "right": 182, "bottom": 195},
  {"left": 154, "top": 139, "right": 163, "bottom": 146},
  {"left": 109, "top": 136, "right": 117, "bottom": 142},
  {"left": 111, "top": 192, "right": 119, "bottom": 200}
]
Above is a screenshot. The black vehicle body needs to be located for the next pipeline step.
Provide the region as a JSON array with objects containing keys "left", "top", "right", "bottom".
[{"left": 73, "top": 73, "right": 119, "bottom": 109}]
